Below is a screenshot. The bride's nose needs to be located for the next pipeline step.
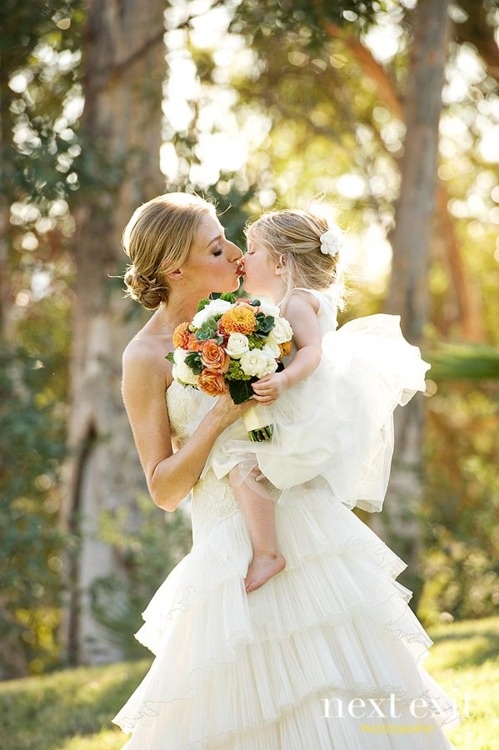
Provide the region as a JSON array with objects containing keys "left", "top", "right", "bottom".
[{"left": 229, "top": 243, "right": 243, "bottom": 264}]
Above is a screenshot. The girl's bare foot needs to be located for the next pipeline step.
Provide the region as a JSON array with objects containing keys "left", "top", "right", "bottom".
[{"left": 245, "top": 552, "right": 286, "bottom": 593}]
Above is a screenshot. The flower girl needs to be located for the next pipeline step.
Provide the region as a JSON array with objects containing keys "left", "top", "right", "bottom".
[{"left": 208, "top": 208, "right": 430, "bottom": 593}]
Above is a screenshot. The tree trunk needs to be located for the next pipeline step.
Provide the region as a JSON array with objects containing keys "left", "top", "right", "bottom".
[
  {"left": 379, "top": 0, "right": 450, "bottom": 601},
  {"left": 323, "top": 18, "right": 483, "bottom": 343},
  {"left": 436, "top": 183, "right": 484, "bottom": 340},
  {"left": 63, "top": 0, "right": 165, "bottom": 664}
]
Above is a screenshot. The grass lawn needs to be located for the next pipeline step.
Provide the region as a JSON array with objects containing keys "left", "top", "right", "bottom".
[
  {"left": 0, "top": 616, "right": 497, "bottom": 749},
  {"left": 424, "top": 616, "right": 499, "bottom": 749}
]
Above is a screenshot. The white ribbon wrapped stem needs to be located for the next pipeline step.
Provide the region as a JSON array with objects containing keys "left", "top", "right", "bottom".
[{"left": 243, "top": 405, "right": 274, "bottom": 442}]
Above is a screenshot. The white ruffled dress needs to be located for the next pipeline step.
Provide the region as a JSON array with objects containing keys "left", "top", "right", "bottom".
[
  {"left": 113, "top": 291, "right": 460, "bottom": 748},
  {"left": 208, "top": 289, "right": 431, "bottom": 513}
]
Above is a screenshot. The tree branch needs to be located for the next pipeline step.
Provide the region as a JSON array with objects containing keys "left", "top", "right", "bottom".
[{"left": 322, "top": 20, "right": 404, "bottom": 118}]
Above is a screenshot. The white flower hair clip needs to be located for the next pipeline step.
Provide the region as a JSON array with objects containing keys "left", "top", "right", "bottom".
[{"left": 320, "top": 226, "right": 343, "bottom": 256}]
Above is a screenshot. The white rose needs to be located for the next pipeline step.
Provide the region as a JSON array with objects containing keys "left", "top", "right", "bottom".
[
  {"left": 240, "top": 349, "right": 278, "bottom": 378},
  {"left": 172, "top": 348, "right": 199, "bottom": 386},
  {"left": 192, "top": 299, "right": 232, "bottom": 328},
  {"left": 225, "top": 333, "right": 250, "bottom": 359},
  {"left": 263, "top": 358, "right": 278, "bottom": 376},
  {"left": 258, "top": 301, "right": 280, "bottom": 319},
  {"left": 268, "top": 315, "right": 293, "bottom": 345},
  {"left": 262, "top": 340, "right": 280, "bottom": 359}
]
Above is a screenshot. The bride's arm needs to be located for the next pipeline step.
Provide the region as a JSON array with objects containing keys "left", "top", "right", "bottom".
[{"left": 122, "top": 339, "right": 247, "bottom": 512}]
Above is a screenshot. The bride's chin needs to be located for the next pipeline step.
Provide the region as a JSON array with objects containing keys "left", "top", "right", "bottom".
[
  {"left": 231, "top": 276, "right": 244, "bottom": 292},
  {"left": 214, "top": 279, "right": 241, "bottom": 294}
]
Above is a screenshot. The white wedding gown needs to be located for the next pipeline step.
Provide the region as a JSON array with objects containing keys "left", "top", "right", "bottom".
[{"left": 113, "top": 293, "right": 460, "bottom": 749}]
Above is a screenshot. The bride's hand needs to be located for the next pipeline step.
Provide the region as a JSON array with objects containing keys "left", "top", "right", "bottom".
[{"left": 212, "top": 392, "right": 254, "bottom": 430}]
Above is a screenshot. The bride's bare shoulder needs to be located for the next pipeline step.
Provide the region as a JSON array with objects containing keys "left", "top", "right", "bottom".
[{"left": 123, "top": 329, "right": 171, "bottom": 385}]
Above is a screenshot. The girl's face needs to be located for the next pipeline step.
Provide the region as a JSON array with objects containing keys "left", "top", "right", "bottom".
[
  {"left": 179, "top": 213, "right": 243, "bottom": 296},
  {"left": 241, "top": 238, "right": 280, "bottom": 297}
]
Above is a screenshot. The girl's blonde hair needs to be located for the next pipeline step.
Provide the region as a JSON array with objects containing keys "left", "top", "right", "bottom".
[
  {"left": 245, "top": 209, "right": 341, "bottom": 292},
  {"left": 123, "top": 193, "right": 215, "bottom": 310}
]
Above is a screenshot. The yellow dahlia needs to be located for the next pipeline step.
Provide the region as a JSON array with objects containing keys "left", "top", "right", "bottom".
[
  {"left": 279, "top": 340, "right": 292, "bottom": 358},
  {"left": 219, "top": 306, "right": 257, "bottom": 336}
]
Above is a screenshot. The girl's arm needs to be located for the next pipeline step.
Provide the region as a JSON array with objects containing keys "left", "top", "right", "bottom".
[
  {"left": 252, "top": 291, "right": 322, "bottom": 404},
  {"left": 122, "top": 339, "right": 248, "bottom": 512}
]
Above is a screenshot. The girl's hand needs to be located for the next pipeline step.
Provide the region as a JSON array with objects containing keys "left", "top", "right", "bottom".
[{"left": 251, "top": 373, "right": 287, "bottom": 405}]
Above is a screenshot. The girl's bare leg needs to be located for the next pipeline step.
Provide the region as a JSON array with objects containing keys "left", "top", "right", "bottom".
[{"left": 229, "top": 466, "right": 286, "bottom": 593}]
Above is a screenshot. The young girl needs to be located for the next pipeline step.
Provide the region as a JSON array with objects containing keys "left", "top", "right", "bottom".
[{"left": 210, "top": 208, "right": 431, "bottom": 594}]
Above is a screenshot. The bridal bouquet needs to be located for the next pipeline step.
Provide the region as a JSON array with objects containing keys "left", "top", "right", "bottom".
[{"left": 166, "top": 293, "right": 293, "bottom": 441}]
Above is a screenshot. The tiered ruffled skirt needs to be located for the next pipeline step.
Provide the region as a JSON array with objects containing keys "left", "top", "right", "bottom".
[{"left": 113, "top": 475, "right": 459, "bottom": 748}]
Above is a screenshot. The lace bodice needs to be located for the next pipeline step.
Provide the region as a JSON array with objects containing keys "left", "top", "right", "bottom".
[{"left": 166, "top": 381, "right": 239, "bottom": 539}]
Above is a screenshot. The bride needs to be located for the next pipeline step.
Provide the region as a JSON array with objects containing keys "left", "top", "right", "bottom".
[{"left": 113, "top": 192, "right": 459, "bottom": 748}]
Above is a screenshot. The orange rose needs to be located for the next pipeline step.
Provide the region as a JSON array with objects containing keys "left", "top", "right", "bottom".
[
  {"left": 198, "top": 370, "right": 228, "bottom": 396},
  {"left": 172, "top": 322, "right": 191, "bottom": 349},
  {"left": 219, "top": 306, "right": 257, "bottom": 335},
  {"left": 200, "top": 340, "right": 230, "bottom": 373}
]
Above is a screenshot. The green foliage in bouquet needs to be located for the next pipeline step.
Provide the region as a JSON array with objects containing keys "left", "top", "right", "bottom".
[{"left": 227, "top": 378, "right": 257, "bottom": 405}]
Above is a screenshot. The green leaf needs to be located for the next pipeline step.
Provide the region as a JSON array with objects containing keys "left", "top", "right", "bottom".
[
  {"left": 195, "top": 320, "right": 219, "bottom": 340},
  {"left": 255, "top": 312, "right": 275, "bottom": 335},
  {"left": 228, "top": 379, "right": 255, "bottom": 404},
  {"left": 165, "top": 352, "right": 174, "bottom": 363},
  {"left": 185, "top": 352, "right": 203, "bottom": 374}
]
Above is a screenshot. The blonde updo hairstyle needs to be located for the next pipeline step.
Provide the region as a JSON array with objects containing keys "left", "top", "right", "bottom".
[
  {"left": 246, "top": 209, "right": 340, "bottom": 292},
  {"left": 123, "top": 193, "right": 215, "bottom": 310}
]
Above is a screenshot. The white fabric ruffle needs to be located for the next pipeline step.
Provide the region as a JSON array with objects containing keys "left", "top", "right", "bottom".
[
  {"left": 207, "top": 300, "right": 430, "bottom": 513},
  {"left": 113, "top": 475, "right": 459, "bottom": 748}
]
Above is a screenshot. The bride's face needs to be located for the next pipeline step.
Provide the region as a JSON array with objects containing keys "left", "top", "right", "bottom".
[{"left": 180, "top": 213, "right": 243, "bottom": 296}]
